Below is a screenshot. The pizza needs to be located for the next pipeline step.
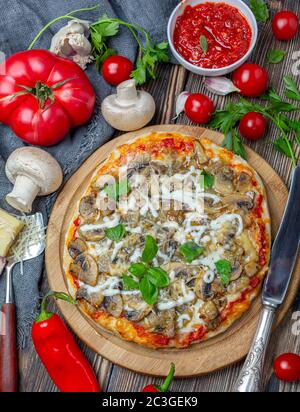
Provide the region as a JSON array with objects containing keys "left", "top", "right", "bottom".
[{"left": 64, "top": 132, "right": 270, "bottom": 348}]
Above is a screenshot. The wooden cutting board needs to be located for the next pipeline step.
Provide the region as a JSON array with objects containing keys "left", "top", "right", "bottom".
[{"left": 46, "top": 125, "right": 299, "bottom": 378}]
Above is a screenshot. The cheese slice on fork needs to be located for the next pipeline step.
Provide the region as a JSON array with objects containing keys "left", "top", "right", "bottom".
[{"left": 0, "top": 209, "right": 24, "bottom": 257}]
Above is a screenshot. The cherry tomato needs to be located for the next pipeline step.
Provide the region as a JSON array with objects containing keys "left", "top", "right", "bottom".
[
  {"left": 239, "top": 112, "right": 267, "bottom": 141},
  {"left": 184, "top": 93, "right": 215, "bottom": 124},
  {"left": 101, "top": 56, "right": 134, "bottom": 86},
  {"left": 232, "top": 63, "right": 269, "bottom": 98},
  {"left": 272, "top": 11, "right": 299, "bottom": 41},
  {"left": 274, "top": 353, "right": 300, "bottom": 382}
]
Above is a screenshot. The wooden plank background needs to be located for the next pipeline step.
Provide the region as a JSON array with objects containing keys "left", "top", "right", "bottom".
[{"left": 18, "top": 0, "right": 300, "bottom": 392}]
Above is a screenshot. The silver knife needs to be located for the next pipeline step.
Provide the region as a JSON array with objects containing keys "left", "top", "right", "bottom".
[{"left": 233, "top": 165, "right": 300, "bottom": 392}]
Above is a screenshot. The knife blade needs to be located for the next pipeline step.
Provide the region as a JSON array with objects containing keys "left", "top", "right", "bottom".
[
  {"left": 263, "top": 165, "right": 300, "bottom": 308},
  {"left": 234, "top": 166, "right": 300, "bottom": 392}
]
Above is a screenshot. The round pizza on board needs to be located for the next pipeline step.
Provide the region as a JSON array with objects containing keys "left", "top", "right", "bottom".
[{"left": 63, "top": 132, "right": 271, "bottom": 349}]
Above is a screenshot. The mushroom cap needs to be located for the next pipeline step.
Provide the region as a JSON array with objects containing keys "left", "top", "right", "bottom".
[{"left": 5, "top": 147, "right": 63, "bottom": 195}]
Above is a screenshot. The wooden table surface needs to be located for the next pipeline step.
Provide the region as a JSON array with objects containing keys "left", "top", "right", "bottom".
[{"left": 18, "top": 0, "right": 300, "bottom": 392}]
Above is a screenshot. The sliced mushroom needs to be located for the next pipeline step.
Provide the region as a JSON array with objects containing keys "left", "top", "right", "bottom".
[
  {"left": 236, "top": 172, "right": 252, "bottom": 192},
  {"left": 214, "top": 297, "right": 227, "bottom": 312},
  {"left": 142, "top": 308, "right": 175, "bottom": 337},
  {"left": 200, "top": 301, "right": 219, "bottom": 321},
  {"left": 194, "top": 141, "right": 207, "bottom": 165},
  {"left": 222, "top": 194, "right": 253, "bottom": 210},
  {"left": 244, "top": 261, "right": 258, "bottom": 277},
  {"left": 227, "top": 275, "right": 250, "bottom": 294},
  {"left": 210, "top": 279, "right": 226, "bottom": 297},
  {"left": 76, "top": 287, "right": 104, "bottom": 307},
  {"left": 79, "top": 194, "right": 98, "bottom": 221},
  {"left": 68, "top": 238, "right": 87, "bottom": 259},
  {"left": 98, "top": 253, "right": 111, "bottom": 273},
  {"left": 123, "top": 210, "right": 140, "bottom": 226},
  {"left": 69, "top": 253, "right": 99, "bottom": 286},
  {"left": 214, "top": 166, "right": 234, "bottom": 194},
  {"left": 78, "top": 226, "right": 106, "bottom": 241},
  {"left": 230, "top": 264, "right": 243, "bottom": 281},
  {"left": 103, "top": 295, "right": 123, "bottom": 317},
  {"left": 207, "top": 316, "right": 221, "bottom": 331},
  {"left": 122, "top": 294, "right": 152, "bottom": 322}
]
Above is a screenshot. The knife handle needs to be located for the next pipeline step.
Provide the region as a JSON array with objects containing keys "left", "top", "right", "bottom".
[
  {"left": 233, "top": 305, "right": 276, "bottom": 392},
  {"left": 0, "top": 303, "right": 17, "bottom": 392}
]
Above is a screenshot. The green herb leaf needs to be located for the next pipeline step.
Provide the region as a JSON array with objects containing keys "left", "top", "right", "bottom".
[
  {"left": 273, "top": 137, "right": 293, "bottom": 158},
  {"left": 142, "top": 235, "right": 158, "bottom": 263},
  {"left": 261, "top": 88, "right": 282, "bottom": 102},
  {"left": 283, "top": 76, "right": 300, "bottom": 101},
  {"left": 105, "top": 224, "right": 126, "bottom": 241},
  {"left": 180, "top": 241, "right": 204, "bottom": 263},
  {"left": 95, "top": 48, "right": 117, "bottom": 69},
  {"left": 267, "top": 49, "right": 285, "bottom": 64},
  {"left": 104, "top": 179, "right": 130, "bottom": 200},
  {"left": 249, "top": 0, "right": 269, "bottom": 23},
  {"left": 200, "top": 35, "right": 208, "bottom": 54},
  {"left": 222, "top": 130, "right": 247, "bottom": 160},
  {"left": 128, "top": 262, "right": 147, "bottom": 277},
  {"left": 147, "top": 267, "right": 169, "bottom": 288},
  {"left": 122, "top": 274, "right": 139, "bottom": 290},
  {"left": 200, "top": 170, "right": 214, "bottom": 189},
  {"left": 139, "top": 276, "right": 158, "bottom": 305},
  {"left": 215, "top": 259, "right": 232, "bottom": 286}
]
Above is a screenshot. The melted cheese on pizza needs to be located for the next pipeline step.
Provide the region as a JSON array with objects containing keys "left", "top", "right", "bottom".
[{"left": 64, "top": 133, "right": 270, "bottom": 348}]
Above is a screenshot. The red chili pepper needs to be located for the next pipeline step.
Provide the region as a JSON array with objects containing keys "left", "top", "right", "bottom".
[
  {"left": 31, "top": 292, "right": 101, "bottom": 392},
  {"left": 142, "top": 363, "right": 175, "bottom": 392}
]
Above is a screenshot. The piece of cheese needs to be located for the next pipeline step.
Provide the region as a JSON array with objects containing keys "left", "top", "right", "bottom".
[{"left": 0, "top": 209, "right": 24, "bottom": 257}]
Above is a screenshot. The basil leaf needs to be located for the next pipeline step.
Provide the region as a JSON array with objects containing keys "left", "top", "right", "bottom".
[
  {"left": 129, "top": 262, "right": 147, "bottom": 277},
  {"left": 200, "top": 35, "right": 208, "bottom": 54},
  {"left": 283, "top": 76, "right": 300, "bottom": 101},
  {"left": 105, "top": 224, "right": 126, "bottom": 241},
  {"left": 139, "top": 276, "right": 158, "bottom": 305},
  {"left": 180, "top": 241, "right": 204, "bottom": 263},
  {"left": 122, "top": 274, "right": 139, "bottom": 290},
  {"left": 147, "top": 267, "right": 169, "bottom": 288},
  {"left": 200, "top": 170, "right": 214, "bottom": 189},
  {"left": 142, "top": 235, "right": 158, "bottom": 263},
  {"left": 249, "top": 0, "right": 269, "bottom": 23},
  {"left": 215, "top": 259, "right": 232, "bottom": 286},
  {"left": 104, "top": 179, "right": 130, "bottom": 200},
  {"left": 267, "top": 49, "right": 285, "bottom": 64}
]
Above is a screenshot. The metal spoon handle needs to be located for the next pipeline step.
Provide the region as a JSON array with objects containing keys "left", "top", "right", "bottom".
[{"left": 233, "top": 306, "right": 276, "bottom": 392}]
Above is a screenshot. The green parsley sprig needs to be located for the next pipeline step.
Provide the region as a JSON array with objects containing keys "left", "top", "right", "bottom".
[
  {"left": 28, "top": 6, "right": 169, "bottom": 86},
  {"left": 122, "top": 235, "right": 169, "bottom": 305},
  {"left": 209, "top": 90, "right": 300, "bottom": 166},
  {"left": 90, "top": 14, "right": 169, "bottom": 84}
]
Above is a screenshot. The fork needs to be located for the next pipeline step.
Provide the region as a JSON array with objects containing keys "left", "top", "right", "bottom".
[{"left": 0, "top": 213, "right": 45, "bottom": 392}]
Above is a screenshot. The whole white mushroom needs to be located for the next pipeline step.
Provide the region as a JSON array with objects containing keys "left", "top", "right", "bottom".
[
  {"left": 101, "top": 79, "right": 156, "bottom": 131},
  {"left": 5, "top": 148, "right": 63, "bottom": 213}
]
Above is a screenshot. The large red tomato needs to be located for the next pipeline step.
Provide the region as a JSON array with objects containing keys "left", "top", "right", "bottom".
[{"left": 0, "top": 50, "right": 96, "bottom": 146}]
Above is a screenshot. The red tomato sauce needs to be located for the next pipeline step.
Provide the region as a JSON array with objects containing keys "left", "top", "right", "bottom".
[{"left": 173, "top": 2, "right": 252, "bottom": 69}]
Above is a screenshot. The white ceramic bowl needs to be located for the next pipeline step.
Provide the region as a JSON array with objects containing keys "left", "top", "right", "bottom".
[{"left": 167, "top": 0, "right": 258, "bottom": 76}]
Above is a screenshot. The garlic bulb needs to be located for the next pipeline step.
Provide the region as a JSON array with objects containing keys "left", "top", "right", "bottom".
[{"left": 50, "top": 19, "right": 93, "bottom": 70}]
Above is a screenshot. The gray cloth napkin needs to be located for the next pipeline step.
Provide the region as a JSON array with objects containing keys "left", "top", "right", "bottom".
[{"left": 0, "top": 0, "right": 178, "bottom": 347}]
